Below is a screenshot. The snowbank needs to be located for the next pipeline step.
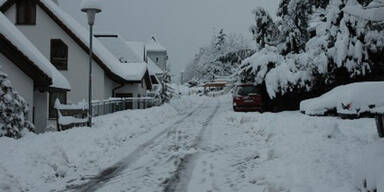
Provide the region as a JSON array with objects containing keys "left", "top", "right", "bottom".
[
  {"left": 300, "top": 82, "right": 384, "bottom": 116},
  {"left": 355, "top": 139, "right": 384, "bottom": 192},
  {"left": 0, "top": 96, "right": 204, "bottom": 191}
]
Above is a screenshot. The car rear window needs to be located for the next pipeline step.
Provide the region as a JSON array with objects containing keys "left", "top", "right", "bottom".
[{"left": 236, "top": 86, "right": 260, "bottom": 96}]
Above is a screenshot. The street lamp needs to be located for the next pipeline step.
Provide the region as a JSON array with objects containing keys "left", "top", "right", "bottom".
[{"left": 81, "top": 4, "right": 101, "bottom": 127}]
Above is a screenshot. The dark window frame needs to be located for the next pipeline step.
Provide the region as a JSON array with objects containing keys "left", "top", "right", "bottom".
[
  {"left": 49, "top": 90, "right": 67, "bottom": 119},
  {"left": 50, "top": 39, "right": 68, "bottom": 70},
  {"left": 16, "top": 0, "right": 37, "bottom": 25}
]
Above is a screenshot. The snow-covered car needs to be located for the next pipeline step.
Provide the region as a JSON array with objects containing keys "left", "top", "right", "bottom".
[
  {"left": 300, "top": 82, "right": 384, "bottom": 117},
  {"left": 233, "top": 84, "right": 264, "bottom": 112}
]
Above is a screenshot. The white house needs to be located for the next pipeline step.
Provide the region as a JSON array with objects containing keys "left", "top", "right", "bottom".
[
  {"left": 0, "top": 12, "right": 70, "bottom": 133},
  {"left": 0, "top": 0, "right": 154, "bottom": 121},
  {"left": 95, "top": 34, "right": 152, "bottom": 98},
  {"left": 145, "top": 37, "right": 168, "bottom": 72}
]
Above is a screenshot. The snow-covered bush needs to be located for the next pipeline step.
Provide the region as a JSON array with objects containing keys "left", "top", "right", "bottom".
[
  {"left": 0, "top": 70, "right": 34, "bottom": 138},
  {"left": 239, "top": 0, "right": 384, "bottom": 110}
]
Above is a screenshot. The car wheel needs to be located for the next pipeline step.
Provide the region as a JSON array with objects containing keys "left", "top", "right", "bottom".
[{"left": 233, "top": 107, "right": 238, "bottom": 112}]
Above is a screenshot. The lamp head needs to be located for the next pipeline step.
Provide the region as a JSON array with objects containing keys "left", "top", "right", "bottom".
[{"left": 81, "top": 8, "right": 101, "bottom": 25}]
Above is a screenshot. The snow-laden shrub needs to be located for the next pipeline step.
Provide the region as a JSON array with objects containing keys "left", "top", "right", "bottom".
[
  {"left": 240, "top": 0, "right": 384, "bottom": 108},
  {"left": 0, "top": 70, "right": 34, "bottom": 138}
]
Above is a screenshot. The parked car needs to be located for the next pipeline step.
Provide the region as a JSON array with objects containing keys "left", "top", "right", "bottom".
[{"left": 233, "top": 84, "right": 264, "bottom": 112}]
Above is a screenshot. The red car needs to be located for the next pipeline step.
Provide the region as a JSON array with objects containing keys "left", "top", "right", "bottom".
[{"left": 233, "top": 84, "right": 264, "bottom": 112}]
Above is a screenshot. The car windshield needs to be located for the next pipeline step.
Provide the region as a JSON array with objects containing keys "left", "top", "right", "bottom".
[{"left": 237, "top": 86, "right": 260, "bottom": 96}]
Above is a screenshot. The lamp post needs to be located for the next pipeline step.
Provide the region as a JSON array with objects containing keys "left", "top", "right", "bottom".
[{"left": 81, "top": 6, "right": 101, "bottom": 127}]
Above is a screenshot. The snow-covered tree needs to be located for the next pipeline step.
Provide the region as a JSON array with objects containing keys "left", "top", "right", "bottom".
[
  {"left": 250, "top": 7, "right": 279, "bottom": 49},
  {"left": 184, "top": 30, "right": 251, "bottom": 82},
  {"left": 0, "top": 69, "right": 34, "bottom": 138},
  {"left": 278, "top": 0, "right": 313, "bottom": 55},
  {"left": 239, "top": 0, "right": 384, "bottom": 110}
]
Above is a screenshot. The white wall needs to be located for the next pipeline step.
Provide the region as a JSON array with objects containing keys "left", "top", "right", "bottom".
[
  {"left": 0, "top": 54, "right": 34, "bottom": 120},
  {"left": 147, "top": 51, "right": 168, "bottom": 71},
  {"left": 4, "top": 5, "right": 111, "bottom": 104},
  {"left": 115, "top": 81, "right": 147, "bottom": 97},
  {"left": 104, "top": 73, "right": 118, "bottom": 99}
]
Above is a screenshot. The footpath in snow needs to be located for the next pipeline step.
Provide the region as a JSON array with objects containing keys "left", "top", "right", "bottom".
[{"left": 0, "top": 95, "right": 380, "bottom": 192}]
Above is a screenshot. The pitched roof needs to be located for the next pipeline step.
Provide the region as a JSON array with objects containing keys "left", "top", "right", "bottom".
[
  {"left": 147, "top": 58, "right": 164, "bottom": 75},
  {"left": 96, "top": 34, "right": 148, "bottom": 81},
  {"left": 126, "top": 41, "right": 146, "bottom": 61},
  {"left": 125, "top": 40, "right": 164, "bottom": 75},
  {"left": 0, "top": 12, "right": 70, "bottom": 90},
  {"left": 1, "top": 0, "right": 149, "bottom": 83},
  {"left": 146, "top": 37, "right": 167, "bottom": 52}
]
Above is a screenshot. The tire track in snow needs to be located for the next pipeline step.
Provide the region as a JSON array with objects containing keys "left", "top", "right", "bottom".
[
  {"left": 67, "top": 100, "right": 208, "bottom": 192},
  {"left": 163, "top": 100, "right": 221, "bottom": 192}
]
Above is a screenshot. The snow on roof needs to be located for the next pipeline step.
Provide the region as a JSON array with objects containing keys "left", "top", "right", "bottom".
[
  {"left": 343, "top": 0, "right": 384, "bottom": 22},
  {"left": 40, "top": 0, "right": 143, "bottom": 82},
  {"left": 0, "top": 12, "right": 70, "bottom": 90},
  {"left": 0, "top": 0, "right": 6, "bottom": 7},
  {"left": 126, "top": 41, "right": 145, "bottom": 61},
  {"left": 97, "top": 35, "right": 147, "bottom": 81},
  {"left": 147, "top": 58, "right": 164, "bottom": 75},
  {"left": 146, "top": 37, "right": 167, "bottom": 52}
]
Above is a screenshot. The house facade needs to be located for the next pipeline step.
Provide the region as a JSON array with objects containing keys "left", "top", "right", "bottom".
[
  {"left": 1, "top": 0, "right": 120, "bottom": 105},
  {"left": 95, "top": 34, "right": 152, "bottom": 99},
  {"left": 146, "top": 37, "right": 168, "bottom": 72},
  {"left": 0, "top": 12, "right": 70, "bottom": 133},
  {"left": 0, "top": 0, "right": 156, "bottom": 122}
]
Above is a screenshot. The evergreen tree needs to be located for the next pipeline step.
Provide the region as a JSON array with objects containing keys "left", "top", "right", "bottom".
[
  {"left": 184, "top": 32, "right": 250, "bottom": 82},
  {"left": 0, "top": 69, "right": 34, "bottom": 138},
  {"left": 278, "top": 0, "right": 313, "bottom": 55},
  {"left": 250, "top": 7, "right": 279, "bottom": 49},
  {"left": 215, "top": 29, "right": 226, "bottom": 51}
]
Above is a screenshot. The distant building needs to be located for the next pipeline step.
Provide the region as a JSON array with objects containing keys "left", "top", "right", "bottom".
[
  {"left": 145, "top": 36, "right": 169, "bottom": 72},
  {"left": 95, "top": 34, "right": 152, "bottom": 100}
]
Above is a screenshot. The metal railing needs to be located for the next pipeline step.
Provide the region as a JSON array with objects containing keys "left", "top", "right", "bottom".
[{"left": 92, "top": 97, "right": 156, "bottom": 117}]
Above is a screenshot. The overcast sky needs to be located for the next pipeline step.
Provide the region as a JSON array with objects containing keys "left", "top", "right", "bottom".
[{"left": 60, "top": 0, "right": 279, "bottom": 78}]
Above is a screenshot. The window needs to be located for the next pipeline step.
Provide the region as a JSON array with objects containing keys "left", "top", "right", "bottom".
[
  {"left": 156, "top": 57, "right": 159, "bottom": 63},
  {"left": 16, "top": 0, "right": 37, "bottom": 25},
  {"left": 50, "top": 39, "right": 68, "bottom": 70},
  {"left": 49, "top": 91, "right": 67, "bottom": 119}
]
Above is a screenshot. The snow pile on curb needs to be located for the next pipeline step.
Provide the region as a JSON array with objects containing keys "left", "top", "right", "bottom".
[
  {"left": 300, "top": 82, "right": 384, "bottom": 116},
  {"left": 0, "top": 96, "right": 204, "bottom": 191}
]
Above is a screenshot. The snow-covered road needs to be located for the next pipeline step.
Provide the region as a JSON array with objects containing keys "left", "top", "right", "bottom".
[{"left": 0, "top": 95, "right": 380, "bottom": 192}]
